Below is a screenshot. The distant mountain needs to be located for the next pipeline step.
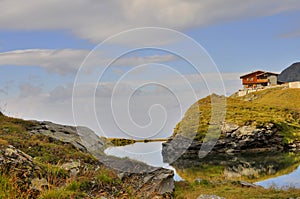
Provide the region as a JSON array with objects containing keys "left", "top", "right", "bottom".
[{"left": 278, "top": 62, "right": 300, "bottom": 82}]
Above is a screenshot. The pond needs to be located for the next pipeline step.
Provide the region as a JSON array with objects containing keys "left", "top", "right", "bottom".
[
  {"left": 104, "top": 141, "right": 300, "bottom": 189},
  {"left": 104, "top": 141, "right": 182, "bottom": 181}
]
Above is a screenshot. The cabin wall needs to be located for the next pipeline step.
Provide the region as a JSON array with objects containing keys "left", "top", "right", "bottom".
[{"left": 267, "top": 75, "right": 278, "bottom": 85}]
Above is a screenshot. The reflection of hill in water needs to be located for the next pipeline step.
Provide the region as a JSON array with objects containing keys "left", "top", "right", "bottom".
[{"left": 165, "top": 152, "right": 300, "bottom": 183}]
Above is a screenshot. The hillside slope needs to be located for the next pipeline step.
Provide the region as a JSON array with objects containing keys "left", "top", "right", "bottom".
[
  {"left": 0, "top": 113, "right": 174, "bottom": 198},
  {"left": 171, "top": 87, "right": 300, "bottom": 148},
  {"left": 278, "top": 62, "right": 300, "bottom": 82}
]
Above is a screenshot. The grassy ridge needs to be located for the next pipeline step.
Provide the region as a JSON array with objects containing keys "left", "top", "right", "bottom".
[
  {"left": 173, "top": 88, "right": 300, "bottom": 143},
  {"left": 0, "top": 113, "right": 134, "bottom": 198},
  {"left": 174, "top": 180, "right": 300, "bottom": 199}
]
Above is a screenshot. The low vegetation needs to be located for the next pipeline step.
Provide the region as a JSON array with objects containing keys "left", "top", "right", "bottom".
[
  {"left": 0, "top": 87, "right": 299, "bottom": 198},
  {"left": 173, "top": 88, "right": 300, "bottom": 143},
  {"left": 174, "top": 180, "right": 300, "bottom": 199},
  {"left": 108, "top": 138, "right": 136, "bottom": 146},
  {"left": 108, "top": 138, "right": 168, "bottom": 147},
  {"left": 172, "top": 87, "right": 300, "bottom": 198},
  {"left": 0, "top": 113, "right": 135, "bottom": 198}
]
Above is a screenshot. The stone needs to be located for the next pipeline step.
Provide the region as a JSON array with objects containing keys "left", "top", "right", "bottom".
[
  {"left": 197, "top": 194, "right": 225, "bottom": 199},
  {"left": 61, "top": 161, "right": 81, "bottom": 177},
  {"left": 28, "top": 121, "right": 108, "bottom": 155},
  {"left": 221, "top": 123, "right": 239, "bottom": 134},
  {"left": 194, "top": 178, "right": 202, "bottom": 183},
  {"left": 225, "top": 149, "right": 236, "bottom": 154},
  {"left": 61, "top": 161, "right": 81, "bottom": 170},
  {"left": 240, "top": 181, "right": 260, "bottom": 188},
  {"left": 265, "top": 123, "right": 274, "bottom": 130},
  {"left": 31, "top": 178, "right": 48, "bottom": 191},
  {"left": 236, "top": 126, "right": 256, "bottom": 138},
  {"left": 29, "top": 121, "right": 175, "bottom": 197}
]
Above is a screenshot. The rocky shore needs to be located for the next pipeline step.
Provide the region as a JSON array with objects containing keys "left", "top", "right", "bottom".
[
  {"left": 162, "top": 122, "right": 300, "bottom": 163},
  {"left": 0, "top": 117, "right": 174, "bottom": 198}
]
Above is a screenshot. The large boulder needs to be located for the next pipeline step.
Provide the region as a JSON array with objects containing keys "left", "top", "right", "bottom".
[
  {"left": 278, "top": 62, "right": 300, "bottom": 83},
  {"left": 28, "top": 121, "right": 107, "bottom": 154}
]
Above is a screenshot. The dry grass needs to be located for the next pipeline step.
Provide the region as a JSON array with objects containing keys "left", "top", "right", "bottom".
[
  {"left": 0, "top": 113, "right": 135, "bottom": 198},
  {"left": 173, "top": 88, "right": 300, "bottom": 142}
]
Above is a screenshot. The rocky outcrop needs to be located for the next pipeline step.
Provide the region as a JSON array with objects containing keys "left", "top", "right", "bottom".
[
  {"left": 27, "top": 121, "right": 107, "bottom": 154},
  {"left": 278, "top": 62, "right": 300, "bottom": 83},
  {"left": 120, "top": 168, "right": 174, "bottom": 198},
  {"left": 0, "top": 145, "right": 42, "bottom": 197},
  {"left": 162, "top": 122, "right": 298, "bottom": 162},
  {"left": 216, "top": 122, "right": 284, "bottom": 153},
  {"left": 27, "top": 121, "right": 174, "bottom": 198}
]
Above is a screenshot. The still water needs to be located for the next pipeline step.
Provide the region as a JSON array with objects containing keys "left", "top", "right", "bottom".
[
  {"left": 105, "top": 141, "right": 300, "bottom": 189},
  {"left": 105, "top": 142, "right": 182, "bottom": 181}
]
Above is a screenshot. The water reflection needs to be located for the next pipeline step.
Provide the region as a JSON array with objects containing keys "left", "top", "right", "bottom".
[
  {"left": 166, "top": 151, "right": 300, "bottom": 188},
  {"left": 104, "top": 142, "right": 182, "bottom": 181},
  {"left": 104, "top": 142, "right": 300, "bottom": 188},
  {"left": 256, "top": 165, "right": 300, "bottom": 189}
]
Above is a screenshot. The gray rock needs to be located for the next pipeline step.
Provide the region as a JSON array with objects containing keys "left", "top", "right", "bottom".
[
  {"left": 278, "top": 62, "right": 300, "bottom": 83},
  {"left": 28, "top": 121, "right": 175, "bottom": 197},
  {"left": 162, "top": 121, "right": 291, "bottom": 162},
  {"left": 194, "top": 178, "right": 202, "bottom": 183},
  {"left": 221, "top": 123, "right": 239, "bottom": 134},
  {"left": 61, "top": 161, "right": 81, "bottom": 177},
  {"left": 31, "top": 178, "right": 48, "bottom": 191},
  {"left": 197, "top": 194, "right": 225, "bottom": 199},
  {"left": 236, "top": 126, "right": 256, "bottom": 138},
  {"left": 240, "top": 181, "right": 261, "bottom": 188},
  {"left": 28, "top": 121, "right": 107, "bottom": 155}
]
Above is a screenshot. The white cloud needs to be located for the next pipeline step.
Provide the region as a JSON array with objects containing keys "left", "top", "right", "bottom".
[
  {"left": 19, "top": 83, "right": 42, "bottom": 98},
  {"left": 49, "top": 84, "right": 73, "bottom": 101},
  {"left": 112, "top": 54, "right": 178, "bottom": 67},
  {"left": 0, "top": 49, "right": 178, "bottom": 75},
  {"left": 4, "top": 71, "right": 241, "bottom": 138},
  {"left": 0, "top": 49, "right": 88, "bottom": 75},
  {"left": 0, "top": 0, "right": 299, "bottom": 42}
]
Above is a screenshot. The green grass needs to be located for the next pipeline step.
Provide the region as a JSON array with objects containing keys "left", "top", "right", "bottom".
[
  {"left": 173, "top": 88, "right": 300, "bottom": 143},
  {"left": 0, "top": 173, "right": 28, "bottom": 199},
  {"left": 174, "top": 152, "right": 300, "bottom": 184},
  {"left": 0, "top": 113, "right": 136, "bottom": 198},
  {"left": 108, "top": 138, "right": 136, "bottom": 146},
  {"left": 174, "top": 181, "right": 300, "bottom": 199},
  {"left": 0, "top": 114, "right": 98, "bottom": 165}
]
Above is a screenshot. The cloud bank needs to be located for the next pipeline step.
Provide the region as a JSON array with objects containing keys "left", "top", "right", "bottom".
[
  {"left": 0, "top": 49, "right": 178, "bottom": 75},
  {"left": 1, "top": 0, "right": 299, "bottom": 42}
]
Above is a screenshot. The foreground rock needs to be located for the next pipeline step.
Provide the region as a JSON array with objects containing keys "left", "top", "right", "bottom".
[
  {"left": 27, "top": 121, "right": 174, "bottom": 198},
  {"left": 28, "top": 121, "right": 107, "bottom": 153},
  {"left": 0, "top": 145, "right": 41, "bottom": 198}
]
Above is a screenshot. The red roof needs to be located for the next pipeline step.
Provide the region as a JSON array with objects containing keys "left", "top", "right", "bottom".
[
  {"left": 239, "top": 70, "right": 265, "bottom": 78},
  {"left": 257, "top": 72, "right": 279, "bottom": 77}
]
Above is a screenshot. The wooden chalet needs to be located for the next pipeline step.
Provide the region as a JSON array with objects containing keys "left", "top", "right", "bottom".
[{"left": 240, "top": 70, "right": 279, "bottom": 89}]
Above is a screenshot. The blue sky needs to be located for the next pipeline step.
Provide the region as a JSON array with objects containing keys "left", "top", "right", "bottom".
[{"left": 0, "top": 1, "right": 299, "bottom": 138}]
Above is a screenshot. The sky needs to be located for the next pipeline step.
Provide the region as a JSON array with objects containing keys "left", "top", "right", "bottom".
[{"left": 0, "top": 0, "right": 300, "bottom": 139}]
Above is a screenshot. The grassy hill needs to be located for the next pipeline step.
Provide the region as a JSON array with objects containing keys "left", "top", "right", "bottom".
[
  {"left": 172, "top": 87, "right": 300, "bottom": 143},
  {"left": 0, "top": 113, "right": 136, "bottom": 198}
]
